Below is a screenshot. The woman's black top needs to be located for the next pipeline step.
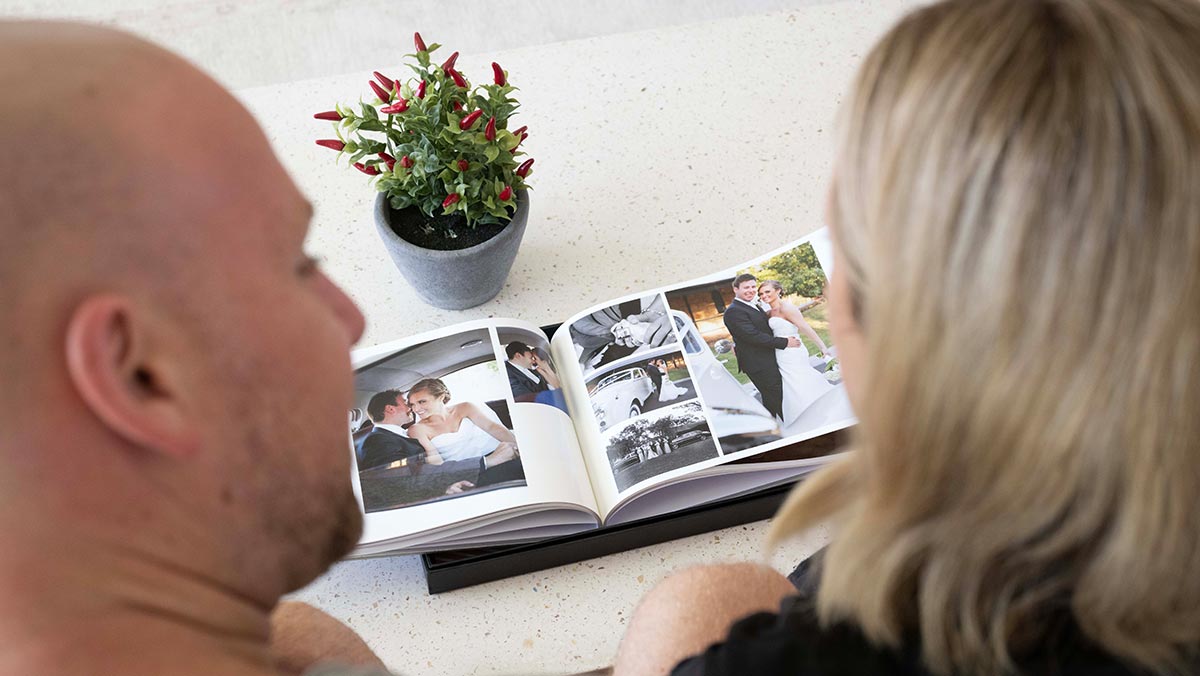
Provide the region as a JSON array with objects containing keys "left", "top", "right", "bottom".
[{"left": 670, "top": 594, "right": 1147, "bottom": 676}]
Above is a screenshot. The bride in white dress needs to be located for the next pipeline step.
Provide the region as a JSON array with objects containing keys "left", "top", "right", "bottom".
[
  {"left": 405, "top": 378, "right": 519, "bottom": 465},
  {"left": 652, "top": 359, "right": 687, "bottom": 402},
  {"left": 758, "top": 280, "right": 835, "bottom": 428}
]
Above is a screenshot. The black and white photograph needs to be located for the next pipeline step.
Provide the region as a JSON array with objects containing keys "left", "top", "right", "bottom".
[
  {"left": 496, "top": 327, "right": 569, "bottom": 415},
  {"left": 586, "top": 350, "right": 696, "bottom": 433},
  {"left": 350, "top": 328, "right": 526, "bottom": 513},
  {"left": 665, "top": 239, "right": 854, "bottom": 452},
  {"left": 604, "top": 401, "right": 719, "bottom": 492},
  {"left": 568, "top": 293, "right": 678, "bottom": 377}
]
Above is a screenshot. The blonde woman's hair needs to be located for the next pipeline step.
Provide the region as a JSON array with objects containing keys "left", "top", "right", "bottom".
[
  {"left": 409, "top": 378, "right": 450, "bottom": 404},
  {"left": 758, "top": 279, "right": 785, "bottom": 295},
  {"left": 770, "top": 0, "right": 1200, "bottom": 673}
]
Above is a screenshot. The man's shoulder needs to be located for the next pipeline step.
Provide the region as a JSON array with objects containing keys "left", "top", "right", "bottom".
[
  {"left": 365, "top": 427, "right": 401, "bottom": 440},
  {"left": 363, "top": 427, "right": 408, "bottom": 449}
]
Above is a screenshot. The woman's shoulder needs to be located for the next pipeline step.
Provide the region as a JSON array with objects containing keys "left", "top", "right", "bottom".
[
  {"left": 670, "top": 596, "right": 927, "bottom": 676},
  {"left": 449, "top": 401, "right": 481, "bottom": 417},
  {"left": 779, "top": 300, "right": 803, "bottom": 315},
  {"left": 670, "top": 595, "right": 1145, "bottom": 676},
  {"left": 407, "top": 421, "right": 432, "bottom": 437}
]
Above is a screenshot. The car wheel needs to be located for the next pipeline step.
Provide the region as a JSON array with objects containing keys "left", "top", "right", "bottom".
[{"left": 629, "top": 401, "right": 642, "bottom": 417}]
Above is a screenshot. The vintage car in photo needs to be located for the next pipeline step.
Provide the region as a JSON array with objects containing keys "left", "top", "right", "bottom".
[
  {"left": 670, "top": 310, "right": 781, "bottom": 452},
  {"left": 669, "top": 423, "right": 712, "bottom": 449},
  {"left": 590, "top": 366, "right": 656, "bottom": 431}
]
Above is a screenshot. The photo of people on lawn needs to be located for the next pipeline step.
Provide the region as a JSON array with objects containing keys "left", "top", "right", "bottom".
[
  {"left": 350, "top": 328, "right": 526, "bottom": 513},
  {"left": 665, "top": 239, "right": 854, "bottom": 453},
  {"left": 603, "top": 401, "right": 718, "bottom": 492}
]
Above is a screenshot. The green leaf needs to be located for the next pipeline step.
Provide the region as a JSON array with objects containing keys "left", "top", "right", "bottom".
[
  {"left": 483, "top": 145, "right": 500, "bottom": 163},
  {"left": 361, "top": 103, "right": 379, "bottom": 123}
]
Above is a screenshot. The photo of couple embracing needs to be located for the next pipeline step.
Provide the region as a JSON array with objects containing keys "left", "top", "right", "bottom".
[
  {"left": 666, "top": 237, "right": 854, "bottom": 450},
  {"left": 723, "top": 272, "right": 840, "bottom": 435},
  {"left": 350, "top": 328, "right": 527, "bottom": 512}
]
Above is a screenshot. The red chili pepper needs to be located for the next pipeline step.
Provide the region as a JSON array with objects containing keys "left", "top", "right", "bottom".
[
  {"left": 484, "top": 116, "right": 496, "bottom": 141},
  {"left": 441, "top": 51, "right": 459, "bottom": 75},
  {"left": 449, "top": 68, "right": 466, "bottom": 88},
  {"left": 492, "top": 62, "right": 505, "bottom": 86},
  {"left": 417, "top": 80, "right": 427, "bottom": 99},
  {"left": 369, "top": 79, "right": 391, "bottom": 102},
  {"left": 509, "top": 125, "right": 528, "bottom": 154},
  {"left": 315, "top": 139, "right": 346, "bottom": 151},
  {"left": 459, "top": 110, "right": 483, "bottom": 130},
  {"left": 499, "top": 185, "right": 513, "bottom": 201},
  {"left": 373, "top": 71, "right": 394, "bottom": 91},
  {"left": 457, "top": 159, "right": 469, "bottom": 171},
  {"left": 378, "top": 152, "right": 396, "bottom": 170},
  {"left": 313, "top": 110, "right": 342, "bottom": 121},
  {"left": 452, "top": 101, "right": 463, "bottom": 111},
  {"left": 354, "top": 162, "right": 380, "bottom": 176},
  {"left": 442, "top": 193, "right": 461, "bottom": 208},
  {"left": 414, "top": 32, "right": 427, "bottom": 52},
  {"left": 400, "top": 155, "right": 414, "bottom": 169},
  {"left": 380, "top": 99, "right": 408, "bottom": 114},
  {"left": 516, "top": 158, "right": 534, "bottom": 177}
]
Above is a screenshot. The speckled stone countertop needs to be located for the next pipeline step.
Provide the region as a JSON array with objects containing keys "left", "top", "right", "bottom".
[{"left": 236, "top": 2, "right": 914, "bottom": 673}]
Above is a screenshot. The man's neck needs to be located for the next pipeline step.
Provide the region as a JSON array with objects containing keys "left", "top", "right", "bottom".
[
  {"left": 380, "top": 414, "right": 411, "bottom": 428},
  {"left": 0, "top": 513, "right": 279, "bottom": 676}
]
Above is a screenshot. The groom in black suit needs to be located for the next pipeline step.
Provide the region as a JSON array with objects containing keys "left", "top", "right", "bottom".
[
  {"left": 722, "top": 273, "right": 802, "bottom": 420},
  {"left": 505, "top": 341, "right": 560, "bottom": 402},
  {"left": 358, "top": 389, "right": 424, "bottom": 469}
]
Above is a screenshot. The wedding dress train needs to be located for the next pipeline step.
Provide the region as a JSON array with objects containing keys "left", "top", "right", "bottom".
[{"left": 768, "top": 316, "right": 834, "bottom": 428}]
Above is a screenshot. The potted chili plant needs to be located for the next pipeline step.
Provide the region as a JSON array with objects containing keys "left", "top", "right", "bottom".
[{"left": 314, "top": 32, "right": 534, "bottom": 310}]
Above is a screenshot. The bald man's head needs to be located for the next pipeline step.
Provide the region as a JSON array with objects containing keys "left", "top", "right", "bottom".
[{"left": 0, "top": 22, "right": 366, "bottom": 600}]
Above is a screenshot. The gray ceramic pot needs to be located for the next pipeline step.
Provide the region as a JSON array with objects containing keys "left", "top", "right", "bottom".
[{"left": 373, "top": 189, "right": 528, "bottom": 310}]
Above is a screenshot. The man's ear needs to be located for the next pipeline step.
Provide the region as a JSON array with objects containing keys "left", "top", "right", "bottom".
[{"left": 64, "top": 294, "right": 201, "bottom": 457}]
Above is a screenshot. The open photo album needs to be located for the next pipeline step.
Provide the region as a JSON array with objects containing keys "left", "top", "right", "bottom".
[{"left": 348, "top": 228, "right": 856, "bottom": 556}]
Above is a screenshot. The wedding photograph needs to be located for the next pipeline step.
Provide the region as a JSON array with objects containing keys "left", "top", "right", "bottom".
[
  {"left": 349, "top": 328, "right": 527, "bottom": 513},
  {"left": 603, "top": 401, "right": 719, "bottom": 493},
  {"left": 567, "top": 293, "right": 678, "bottom": 377},
  {"left": 664, "top": 240, "right": 854, "bottom": 452},
  {"left": 585, "top": 349, "right": 696, "bottom": 433},
  {"left": 495, "top": 327, "right": 569, "bottom": 414}
]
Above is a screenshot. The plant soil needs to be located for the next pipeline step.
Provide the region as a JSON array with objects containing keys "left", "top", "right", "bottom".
[{"left": 388, "top": 205, "right": 509, "bottom": 251}]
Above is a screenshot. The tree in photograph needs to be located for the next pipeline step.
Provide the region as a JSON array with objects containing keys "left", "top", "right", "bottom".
[
  {"left": 753, "top": 242, "right": 825, "bottom": 299},
  {"left": 648, "top": 416, "right": 675, "bottom": 457}
]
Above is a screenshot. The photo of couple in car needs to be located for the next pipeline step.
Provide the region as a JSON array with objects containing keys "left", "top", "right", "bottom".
[
  {"left": 350, "top": 328, "right": 526, "bottom": 513},
  {"left": 497, "top": 327, "right": 569, "bottom": 415},
  {"left": 665, "top": 237, "right": 855, "bottom": 453},
  {"left": 585, "top": 350, "right": 696, "bottom": 433}
]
